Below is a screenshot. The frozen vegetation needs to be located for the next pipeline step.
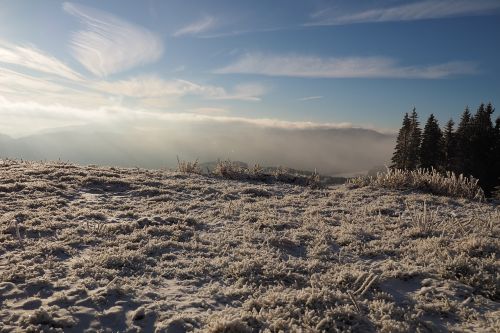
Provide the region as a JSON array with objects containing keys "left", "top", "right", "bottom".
[{"left": 0, "top": 159, "right": 498, "bottom": 332}]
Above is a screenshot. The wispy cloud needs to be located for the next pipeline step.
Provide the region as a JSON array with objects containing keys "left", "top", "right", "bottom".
[
  {"left": 173, "top": 16, "right": 216, "bottom": 37},
  {"left": 0, "top": 66, "right": 115, "bottom": 109},
  {"left": 208, "top": 83, "right": 267, "bottom": 101},
  {"left": 63, "top": 2, "right": 164, "bottom": 77},
  {"left": 0, "top": 49, "right": 266, "bottom": 119},
  {"left": 92, "top": 76, "right": 267, "bottom": 101},
  {"left": 298, "top": 96, "right": 323, "bottom": 102},
  {"left": 0, "top": 94, "right": 358, "bottom": 137},
  {"left": 189, "top": 107, "right": 228, "bottom": 115},
  {"left": 0, "top": 40, "right": 82, "bottom": 80},
  {"left": 214, "top": 53, "right": 478, "bottom": 79},
  {"left": 307, "top": 0, "right": 500, "bottom": 26},
  {"left": 197, "top": 25, "right": 293, "bottom": 39}
]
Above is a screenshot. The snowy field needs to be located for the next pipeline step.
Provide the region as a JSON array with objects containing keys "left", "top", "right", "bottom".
[{"left": 0, "top": 160, "right": 498, "bottom": 332}]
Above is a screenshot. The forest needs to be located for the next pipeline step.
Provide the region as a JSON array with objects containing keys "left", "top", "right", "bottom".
[{"left": 391, "top": 103, "right": 500, "bottom": 197}]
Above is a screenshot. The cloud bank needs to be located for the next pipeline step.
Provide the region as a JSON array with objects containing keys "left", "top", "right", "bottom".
[
  {"left": 215, "top": 53, "right": 478, "bottom": 79},
  {"left": 308, "top": 0, "right": 500, "bottom": 26},
  {"left": 63, "top": 2, "right": 164, "bottom": 77}
]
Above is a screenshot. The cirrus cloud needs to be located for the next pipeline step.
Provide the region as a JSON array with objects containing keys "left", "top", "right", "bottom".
[
  {"left": 0, "top": 40, "right": 82, "bottom": 80},
  {"left": 214, "top": 53, "right": 478, "bottom": 79},
  {"left": 92, "top": 76, "right": 267, "bottom": 101},
  {"left": 63, "top": 2, "right": 164, "bottom": 77},
  {"left": 308, "top": 0, "right": 500, "bottom": 26},
  {"left": 173, "top": 16, "right": 217, "bottom": 37}
]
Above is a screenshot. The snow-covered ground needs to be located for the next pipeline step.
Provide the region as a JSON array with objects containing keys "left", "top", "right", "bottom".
[{"left": 0, "top": 160, "right": 498, "bottom": 332}]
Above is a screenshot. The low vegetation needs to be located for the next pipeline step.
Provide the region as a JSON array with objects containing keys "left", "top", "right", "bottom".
[
  {"left": 350, "top": 168, "right": 485, "bottom": 201},
  {"left": 0, "top": 159, "right": 498, "bottom": 332},
  {"left": 176, "top": 156, "right": 202, "bottom": 174},
  {"left": 178, "top": 158, "right": 322, "bottom": 188}
]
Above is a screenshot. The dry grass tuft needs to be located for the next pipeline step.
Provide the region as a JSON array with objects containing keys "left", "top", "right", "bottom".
[
  {"left": 213, "top": 160, "right": 250, "bottom": 180},
  {"left": 176, "top": 157, "right": 202, "bottom": 174},
  {"left": 213, "top": 159, "right": 321, "bottom": 188},
  {"left": 207, "top": 318, "right": 253, "bottom": 333},
  {"left": 350, "top": 168, "right": 485, "bottom": 200}
]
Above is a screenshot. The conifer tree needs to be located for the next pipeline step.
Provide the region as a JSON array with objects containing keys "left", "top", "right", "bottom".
[
  {"left": 391, "top": 113, "right": 412, "bottom": 169},
  {"left": 455, "top": 107, "right": 472, "bottom": 175},
  {"left": 419, "top": 114, "right": 444, "bottom": 170},
  {"left": 494, "top": 117, "right": 500, "bottom": 199},
  {"left": 468, "top": 103, "right": 496, "bottom": 195},
  {"left": 407, "top": 108, "right": 422, "bottom": 170},
  {"left": 442, "top": 119, "right": 457, "bottom": 172}
]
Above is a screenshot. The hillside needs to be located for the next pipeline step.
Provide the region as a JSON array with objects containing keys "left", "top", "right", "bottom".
[{"left": 0, "top": 160, "right": 498, "bottom": 332}]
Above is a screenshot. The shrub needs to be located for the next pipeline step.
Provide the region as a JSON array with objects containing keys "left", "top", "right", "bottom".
[
  {"left": 176, "top": 157, "right": 202, "bottom": 174},
  {"left": 213, "top": 160, "right": 250, "bottom": 180},
  {"left": 349, "top": 168, "right": 485, "bottom": 201},
  {"left": 213, "top": 160, "right": 321, "bottom": 188}
]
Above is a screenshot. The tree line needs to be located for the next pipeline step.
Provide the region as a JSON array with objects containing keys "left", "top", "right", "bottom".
[{"left": 391, "top": 103, "right": 500, "bottom": 197}]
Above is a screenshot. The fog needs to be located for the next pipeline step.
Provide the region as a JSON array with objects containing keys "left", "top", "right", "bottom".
[{"left": 0, "top": 119, "right": 395, "bottom": 176}]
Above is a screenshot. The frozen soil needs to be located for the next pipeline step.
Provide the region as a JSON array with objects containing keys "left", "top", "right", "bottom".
[{"left": 0, "top": 159, "right": 498, "bottom": 332}]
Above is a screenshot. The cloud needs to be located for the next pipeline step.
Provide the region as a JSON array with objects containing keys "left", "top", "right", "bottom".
[
  {"left": 173, "top": 16, "right": 216, "bottom": 37},
  {"left": 63, "top": 2, "right": 164, "bottom": 77},
  {"left": 0, "top": 92, "right": 371, "bottom": 139},
  {"left": 298, "top": 96, "right": 323, "bottom": 102},
  {"left": 92, "top": 76, "right": 267, "bottom": 101},
  {"left": 0, "top": 66, "right": 114, "bottom": 109},
  {"left": 0, "top": 95, "right": 125, "bottom": 136},
  {"left": 183, "top": 114, "right": 355, "bottom": 130},
  {"left": 0, "top": 40, "right": 82, "bottom": 80},
  {"left": 214, "top": 53, "right": 478, "bottom": 79},
  {"left": 189, "top": 107, "right": 228, "bottom": 115},
  {"left": 0, "top": 58, "right": 266, "bottom": 121},
  {"left": 0, "top": 67, "right": 68, "bottom": 94},
  {"left": 208, "top": 83, "right": 267, "bottom": 101},
  {"left": 307, "top": 0, "right": 500, "bottom": 26}
]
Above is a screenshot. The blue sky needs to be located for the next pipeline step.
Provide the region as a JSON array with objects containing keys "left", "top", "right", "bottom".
[{"left": 0, "top": 0, "right": 499, "bottom": 136}]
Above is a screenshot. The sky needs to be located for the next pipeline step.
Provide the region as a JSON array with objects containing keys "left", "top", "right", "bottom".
[{"left": 0, "top": 0, "right": 499, "bottom": 138}]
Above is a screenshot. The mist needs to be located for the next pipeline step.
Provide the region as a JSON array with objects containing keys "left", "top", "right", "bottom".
[{"left": 0, "top": 119, "right": 395, "bottom": 176}]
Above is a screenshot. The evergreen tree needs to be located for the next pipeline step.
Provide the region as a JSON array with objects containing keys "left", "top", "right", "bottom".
[
  {"left": 407, "top": 108, "right": 422, "bottom": 170},
  {"left": 442, "top": 119, "right": 457, "bottom": 172},
  {"left": 455, "top": 107, "right": 472, "bottom": 175},
  {"left": 494, "top": 117, "right": 500, "bottom": 199},
  {"left": 468, "top": 103, "right": 496, "bottom": 195},
  {"left": 419, "top": 114, "right": 444, "bottom": 170},
  {"left": 391, "top": 113, "right": 412, "bottom": 169}
]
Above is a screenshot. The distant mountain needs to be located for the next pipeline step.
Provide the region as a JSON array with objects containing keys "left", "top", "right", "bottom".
[{"left": 0, "top": 123, "right": 395, "bottom": 176}]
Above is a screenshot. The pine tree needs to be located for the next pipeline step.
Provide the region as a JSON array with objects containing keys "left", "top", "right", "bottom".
[
  {"left": 468, "top": 103, "right": 496, "bottom": 195},
  {"left": 419, "top": 114, "right": 444, "bottom": 170},
  {"left": 442, "top": 119, "right": 457, "bottom": 172},
  {"left": 455, "top": 107, "right": 472, "bottom": 175},
  {"left": 494, "top": 117, "right": 500, "bottom": 199},
  {"left": 391, "top": 113, "right": 412, "bottom": 169},
  {"left": 407, "top": 108, "right": 422, "bottom": 170}
]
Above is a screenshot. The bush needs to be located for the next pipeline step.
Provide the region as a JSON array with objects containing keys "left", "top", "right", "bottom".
[
  {"left": 212, "top": 160, "right": 253, "bottom": 180},
  {"left": 176, "top": 157, "right": 202, "bottom": 174},
  {"left": 349, "top": 168, "right": 485, "bottom": 201},
  {"left": 212, "top": 160, "right": 321, "bottom": 188}
]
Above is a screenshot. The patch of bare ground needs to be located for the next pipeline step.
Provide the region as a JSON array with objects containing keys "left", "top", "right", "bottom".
[{"left": 0, "top": 159, "right": 498, "bottom": 332}]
